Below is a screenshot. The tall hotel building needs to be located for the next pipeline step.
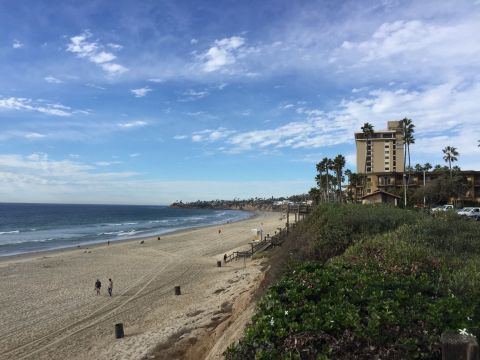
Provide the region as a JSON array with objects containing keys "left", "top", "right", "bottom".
[
  {"left": 355, "top": 120, "right": 405, "bottom": 175},
  {"left": 352, "top": 120, "right": 480, "bottom": 204}
]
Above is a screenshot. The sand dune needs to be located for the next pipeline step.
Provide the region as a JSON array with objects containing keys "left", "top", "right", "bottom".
[{"left": 0, "top": 211, "right": 287, "bottom": 360}]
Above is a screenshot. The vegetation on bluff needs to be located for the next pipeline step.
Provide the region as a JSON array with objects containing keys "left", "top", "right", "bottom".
[{"left": 225, "top": 204, "right": 480, "bottom": 359}]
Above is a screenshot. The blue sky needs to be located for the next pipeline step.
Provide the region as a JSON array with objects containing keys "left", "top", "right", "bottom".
[{"left": 1, "top": 0, "right": 479, "bottom": 204}]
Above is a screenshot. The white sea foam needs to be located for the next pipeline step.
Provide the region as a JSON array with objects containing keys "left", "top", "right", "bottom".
[
  {"left": 117, "top": 230, "right": 138, "bottom": 236},
  {"left": 0, "top": 230, "right": 20, "bottom": 235}
]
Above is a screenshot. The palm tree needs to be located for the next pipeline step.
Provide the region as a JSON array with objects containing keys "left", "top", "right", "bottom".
[
  {"left": 333, "top": 154, "right": 346, "bottom": 202},
  {"left": 326, "top": 158, "right": 335, "bottom": 202},
  {"left": 400, "top": 118, "right": 415, "bottom": 207},
  {"left": 442, "top": 146, "right": 459, "bottom": 177},
  {"left": 423, "top": 163, "right": 432, "bottom": 172},
  {"left": 361, "top": 123, "right": 374, "bottom": 195},
  {"left": 319, "top": 157, "right": 330, "bottom": 202},
  {"left": 315, "top": 160, "right": 324, "bottom": 202}
]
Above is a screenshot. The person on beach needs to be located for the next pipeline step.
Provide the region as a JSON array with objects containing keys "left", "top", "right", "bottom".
[
  {"left": 95, "top": 279, "right": 101, "bottom": 295},
  {"left": 224, "top": 253, "right": 227, "bottom": 263},
  {"left": 107, "top": 278, "right": 113, "bottom": 297}
]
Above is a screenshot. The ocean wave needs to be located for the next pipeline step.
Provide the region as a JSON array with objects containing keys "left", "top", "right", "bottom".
[
  {"left": 0, "top": 230, "right": 20, "bottom": 235},
  {"left": 117, "top": 230, "right": 138, "bottom": 236},
  {"left": 0, "top": 236, "right": 57, "bottom": 246},
  {"left": 124, "top": 222, "right": 138, "bottom": 225},
  {"left": 97, "top": 229, "right": 140, "bottom": 237}
]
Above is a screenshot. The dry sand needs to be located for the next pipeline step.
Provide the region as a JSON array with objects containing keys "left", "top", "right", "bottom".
[{"left": 0, "top": 211, "right": 287, "bottom": 360}]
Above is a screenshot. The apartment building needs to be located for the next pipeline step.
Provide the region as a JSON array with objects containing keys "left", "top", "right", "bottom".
[
  {"left": 351, "top": 120, "right": 480, "bottom": 205},
  {"left": 355, "top": 120, "right": 405, "bottom": 175}
]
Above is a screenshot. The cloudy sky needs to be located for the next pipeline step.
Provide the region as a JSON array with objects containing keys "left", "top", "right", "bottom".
[{"left": 1, "top": 0, "right": 479, "bottom": 204}]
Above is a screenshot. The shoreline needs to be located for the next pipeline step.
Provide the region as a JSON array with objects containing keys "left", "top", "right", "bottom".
[
  {"left": 0, "top": 210, "right": 286, "bottom": 360},
  {"left": 0, "top": 210, "right": 257, "bottom": 263}
]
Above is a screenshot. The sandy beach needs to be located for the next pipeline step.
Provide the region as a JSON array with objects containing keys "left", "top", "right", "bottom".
[{"left": 0, "top": 211, "right": 287, "bottom": 360}]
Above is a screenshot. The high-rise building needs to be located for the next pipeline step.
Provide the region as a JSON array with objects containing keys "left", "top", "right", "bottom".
[
  {"left": 351, "top": 120, "right": 480, "bottom": 205},
  {"left": 355, "top": 120, "right": 405, "bottom": 174}
]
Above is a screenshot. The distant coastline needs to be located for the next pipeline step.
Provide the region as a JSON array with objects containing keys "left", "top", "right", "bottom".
[{"left": 170, "top": 195, "right": 310, "bottom": 212}]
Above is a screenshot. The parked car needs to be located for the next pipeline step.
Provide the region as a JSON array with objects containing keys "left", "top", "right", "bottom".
[
  {"left": 457, "top": 207, "right": 475, "bottom": 216},
  {"left": 431, "top": 204, "right": 454, "bottom": 212},
  {"left": 462, "top": 207, "right": 480, "bottom": 219}
]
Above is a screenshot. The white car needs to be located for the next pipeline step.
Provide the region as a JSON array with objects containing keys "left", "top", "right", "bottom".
[
  {"left": 431, "top": 205, "right": 454, "bottom": 212},
  {"left": 461, "top": 207, "right": 480, "bottom": 218},
  {"left": 457, "top": 207, "right": 474, "bottom": 216}
]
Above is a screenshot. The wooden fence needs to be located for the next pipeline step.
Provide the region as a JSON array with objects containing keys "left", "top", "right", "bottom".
[{"left": 223, "top": 223, "right": 298, "bottom": 263}]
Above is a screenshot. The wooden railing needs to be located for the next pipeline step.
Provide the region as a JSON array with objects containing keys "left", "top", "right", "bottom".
[{"left": 223, "top": 223, "right": 297, "bottom": 263}]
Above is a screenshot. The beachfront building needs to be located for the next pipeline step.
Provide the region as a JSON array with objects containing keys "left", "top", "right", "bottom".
[
  {"left": 361, "top": 190, "right": 401, "bottom": 206},
  {"left": 350, "top": 120, "right": 480, "bottom": 205},
  {"left": 355, "top": 120, "right": 405, "bottom": 176}
]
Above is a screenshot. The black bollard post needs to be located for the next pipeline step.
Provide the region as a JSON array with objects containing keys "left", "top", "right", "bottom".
[
  {"left": 115, "top": 323, "right": 124, "bottom": 339},
  {"left": 217, "top": 260, "right": 222, "bottom": 267},
  {"left": 174, "top": 286, "right": 181, "bottom": 295},
  {"left": 441, "top": 332, "right": 479, "bottom": 360}
]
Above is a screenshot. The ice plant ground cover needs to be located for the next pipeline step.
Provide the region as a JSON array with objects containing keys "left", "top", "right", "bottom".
[{"left": 225, "top": 204, "right": 480, "bottom": 359}]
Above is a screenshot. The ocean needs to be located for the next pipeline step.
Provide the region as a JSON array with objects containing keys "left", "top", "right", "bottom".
[{"left": 0, "top": 203, "right": 252, "bottom": 257}]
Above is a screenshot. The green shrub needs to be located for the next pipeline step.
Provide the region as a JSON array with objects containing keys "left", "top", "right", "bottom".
[
  {"left": 226, "top": 204, "right": 480, "bottom": 359},
  {"left": 291, "top": 203, "right": 420, "bottom": 261}
]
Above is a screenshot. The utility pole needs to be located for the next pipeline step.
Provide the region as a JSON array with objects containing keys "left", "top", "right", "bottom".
[
  {"left": 404, "top": 173, "right": 407, "bottom": 207},
  {"left": 423, "top": 170, "right": 426, "bottom": 209},
  {"left": 286, "top": 203, "right": 290, "bottom": 234}
]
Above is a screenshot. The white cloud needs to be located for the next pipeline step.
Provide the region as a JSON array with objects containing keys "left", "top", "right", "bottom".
[
  {"left": 190, "top": 128, "right": 236, "bottom": 143},
  {"left": 180, "top": 89, "right": 209, "bottom": 101},
  {"left": 100, "top": 62, "right": 128, "bottom": 75},
  {"left": 90, "top": 51, "right": 116, "bottom": 64},
  {"left": 24, "top": 132, "right": 46, "bottom": 139},
  {"left": 0, "top": 97, "right": 71, "bottom": 117},
  {"left": 173, "top": 135, "right": 188, "bottom": 140},
  {"left": 129, "top": 153, "right": 140, "bottom": 158},
  {"left": 333, "top": 17, "right": 480, "bottom": 82},
  {"left": 199, "top": 36, "right": 245, "bottom": 72},
  {"left": 0, "top": 153, "right": 139, "bottom": 196},
  {"left": 118, "top": 120, "right": 148, "bottom": 128},
  {"left": 66, "top": 30, "right": 128, "bottom": 75},
  {"left": 130, "top": 86, "right": 152, "bottom": 98},
  {"left": 95, "top": 161, "right": 122, "bottom": 166},
  {"left": 44, "top": 76, "right": 63, "bottom": 84},
  {"left": 176, "top": 79, "right": 480, "bottom": 169},
  {"left": 107, "top": 43, "right": 123, "bottom": 50},
  {"left": 12, "top": 39, "right": 24, "bottom": 49},
  {"left": 85, "top": 83, "right": 105, "bottom": 90},
  {"left": 191, "top": 38, "right": 198, "bottom": 44}
]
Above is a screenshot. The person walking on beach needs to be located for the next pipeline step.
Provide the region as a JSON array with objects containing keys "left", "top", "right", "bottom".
[
  {"left": 95, "top": 279, "right": 101, "bottom": 295},
  {"left": 107, "top": 278, "right": 113, "bottom": 297}
]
